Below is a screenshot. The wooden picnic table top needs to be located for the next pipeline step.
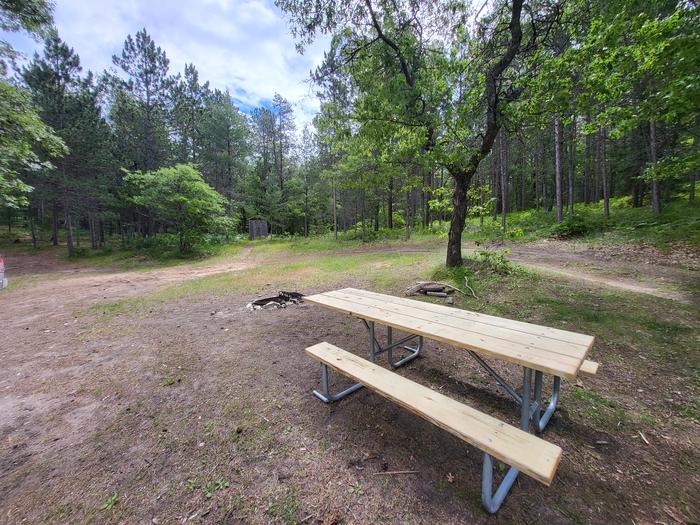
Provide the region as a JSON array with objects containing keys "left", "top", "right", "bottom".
[{"left": 305, "top": 287, "right": 594, "bottom": 380}]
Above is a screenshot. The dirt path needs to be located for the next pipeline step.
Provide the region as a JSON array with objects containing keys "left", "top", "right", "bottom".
[
  {"left": 1, "top": 245, "right": 257, "bottom": 331},
  {"left": 470, "top": 240, "right": 698, "bottom": 304},
  {"left": 0, "top": 242, "right": 440, "bottom": 331}
]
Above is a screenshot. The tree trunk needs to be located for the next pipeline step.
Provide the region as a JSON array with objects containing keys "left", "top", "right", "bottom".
[
  {"left": 568, "top": 115, "right": 576, "bottom": 217},
  {"left": 361, "top": 189, "right": 366, "bottom": 242},
  {"left": 52, "top": 202, "right": 59, "bottom": 245},
  {"left": 600, "top": 128, "right": 610, "bottom": 218},
  {"left": 499, "top": 131, "right": 508, "bottom": 233},
  {"left": 29, "top": 211, "right": 37, "bottom": 249},
  {"left": 491, "top": 148, "right": 499, "bottom": 220},
  {"left": 387, "top": 177, "right": 393, "bottom": 228},
  {"left": 404, "top": 190, "right": 411, "bottom": 240},
  {"left": 65, "top": 211, "right": 74, "bottom": 257},
  {"left": 649, "top": 120, "right": 660, "bottom": 214},
  {"left": 332, "top": 177, "right": 338, "bottom": 240},
  {"left": 446, "top": 175, "right": 470, "bottom": 267},
  {"left": 554, "top": 116, "right": 564, "bottom": 223},
  {"left": 520, "top": 142, "right": 526, "bottom": 211},
  {"left": 583, "top": 115, "right": 591, "bottom": 205}
]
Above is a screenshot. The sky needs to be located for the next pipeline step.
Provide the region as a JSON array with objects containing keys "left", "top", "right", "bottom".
[{"left": 3, "top": 0, "right": 330, "bottom": 129}]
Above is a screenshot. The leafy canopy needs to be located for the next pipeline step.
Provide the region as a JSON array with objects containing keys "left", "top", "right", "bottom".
[{"left": 122, "top": 164, "right": 232, "bottom": 252}]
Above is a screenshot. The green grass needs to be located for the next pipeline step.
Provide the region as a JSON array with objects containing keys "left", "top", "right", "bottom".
[
  {"left": 86, "top": 249, "right": 442, "bottom": 320},
  {"left": 248, "top": 229, "right": 440, "bottom": 255},
  {"left": 464, "top": 196, "right": 700, "bottom": 248}
]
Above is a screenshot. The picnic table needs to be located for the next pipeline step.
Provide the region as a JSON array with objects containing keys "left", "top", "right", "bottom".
[{"left": 304, "top": 287, "right": 599, "bottom": 512}]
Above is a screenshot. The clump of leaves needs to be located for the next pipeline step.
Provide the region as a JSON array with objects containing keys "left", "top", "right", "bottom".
[
  {"left": 549, "top": 215, "right": 592, "bottom": 238},
  {"left": 203, "top": 479, "right": 229, "bottom": 499},
  {"left": 100, "top": 491, "right": 119, "bottom": 511},
  {"left": 464, "top": 249, "right": 514, "bottom": 275}
]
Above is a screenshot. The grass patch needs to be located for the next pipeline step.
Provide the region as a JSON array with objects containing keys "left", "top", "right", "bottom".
[{"left": 265, "top": 492, "right": 300, "bottom": 524}]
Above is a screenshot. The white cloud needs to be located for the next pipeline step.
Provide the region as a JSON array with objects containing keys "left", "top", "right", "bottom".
[{"left": 3, "top": 0, "right": 329, "bottom": 129}]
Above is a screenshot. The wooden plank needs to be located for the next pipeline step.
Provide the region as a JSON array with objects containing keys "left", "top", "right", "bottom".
[
  {"left": 324, "top": 289, "right": 588, "bottom": 360},
  {"left": 579, "top": 360, "right": 599, "bottom": 377},
  {"left": 341, "top": 287, "right": 595, "bottom": 350},
  {"left": 306, "top": 342, "right": 562, "bottom": 485},
  {"left": 306, "top": 292, "right": 583, "bottom": 379}
]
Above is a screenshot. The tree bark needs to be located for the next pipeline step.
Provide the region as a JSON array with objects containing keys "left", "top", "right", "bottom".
[
  {"left": 446, "top": 175, "right": 470, "bottom": 267},
  {"left": 554, "top": 116, "right": 564, "bottom": 223}
]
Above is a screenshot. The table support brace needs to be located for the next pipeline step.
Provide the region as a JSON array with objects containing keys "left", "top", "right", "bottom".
[
  {"left": 312, "top": 363, "right": 364, "bottom": 403},
  {"left": 361, "top": 320, "right": 423, "bottom": 369}
]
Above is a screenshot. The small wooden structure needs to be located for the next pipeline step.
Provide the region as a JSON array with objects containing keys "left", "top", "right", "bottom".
[{"left": 248, "top": 219, "right": 269, "bottom": 240}]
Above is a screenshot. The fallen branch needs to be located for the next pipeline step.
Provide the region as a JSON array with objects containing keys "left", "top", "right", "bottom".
[{"left": 372, "top": 470, "right": 418, "bottom": 476}]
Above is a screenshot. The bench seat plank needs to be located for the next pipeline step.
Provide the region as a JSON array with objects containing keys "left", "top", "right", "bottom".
[
  {"left": 306, "top": 292, "right": 584, "bottom": 379},
  {"left": 306, "top": 342, "right": 562, "bottom": 486}
]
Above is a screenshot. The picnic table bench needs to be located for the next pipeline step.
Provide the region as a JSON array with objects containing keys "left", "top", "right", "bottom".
[{"left": 303, "top": 287, "right": 599, "bottom": 512}]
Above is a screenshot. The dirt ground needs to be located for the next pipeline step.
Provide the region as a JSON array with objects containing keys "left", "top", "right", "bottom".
[{"left": 1, "top": 241, "right": 698, "bottom": 524}]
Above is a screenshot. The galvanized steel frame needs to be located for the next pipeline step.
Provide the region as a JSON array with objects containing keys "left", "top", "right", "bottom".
[{"left": 310, "top": 317, "right": 561, "bottom": 513}]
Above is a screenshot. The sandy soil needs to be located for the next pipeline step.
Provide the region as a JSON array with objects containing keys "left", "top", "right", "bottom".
[
  {"left": 480, "top": 240, "right": 699, "bottom": 305},
  {"left": 0, "top": 241, "right": 697, "bottom": 524}
]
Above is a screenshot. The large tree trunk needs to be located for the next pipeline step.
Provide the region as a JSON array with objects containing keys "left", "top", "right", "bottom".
[
  {"left": 554, "top": 116, "right": 564, "bottom": 223},
  {"left": 446, "top": 175, "right": 470, "bottom": 267},
  {"left": 649, "top": 120, "right": 660, "bottom": 214},
  {"left": 444, "top": 0, "right": 524, "bottom": 267}
]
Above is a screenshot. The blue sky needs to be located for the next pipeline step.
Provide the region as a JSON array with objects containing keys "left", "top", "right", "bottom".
[{"left": 3, "top": 0, "right": 329, "bottom": 128}]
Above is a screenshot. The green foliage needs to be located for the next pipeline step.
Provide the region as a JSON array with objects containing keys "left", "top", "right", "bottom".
[
  {"left": 0, "top": 80, "right": 65, "bottom": 208},
  {"left": 465, "top": 249, "right": 515, "bottom": 275},
  {"left": 548, "top": 214, "right": 594, "bottom": 238},
  {"left": 123, "top": 164, "right": 233, "bottom": 253},
  {"left": 99, "top": 491, "right": 119, "bottom": 511},
  {"left": 466, "top": 197, "right": 700, "bottom": 247}
]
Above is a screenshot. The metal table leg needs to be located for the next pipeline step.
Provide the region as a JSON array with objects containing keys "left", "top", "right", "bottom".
[
  {"left": 312, "top": 363, "right": 364, "bottom": 403},
  {"left": 481, "top": 367, "right": 532, "bottom": 513},
  {"left": 532, "top": 371, "right": 561, "bottom": 433},
  {"left": 361, "top": 320, "right": 422, "bottom": 369}
]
